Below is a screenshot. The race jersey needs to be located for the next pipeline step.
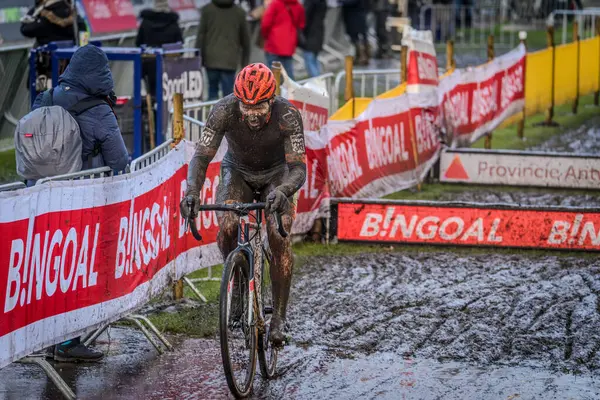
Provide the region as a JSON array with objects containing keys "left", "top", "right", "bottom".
[{"left": 186, "top": 94, "right": 307, "bottom": 198}]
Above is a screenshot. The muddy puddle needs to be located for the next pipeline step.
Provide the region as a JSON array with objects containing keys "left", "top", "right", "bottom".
[
  {"left": 3, "top": 251, "right": 600, "bottom": 399},
  {"left": 529, "top": 116, "right": 600, "bottom": 155},
  {"left": 433, "top": 189, "right": 600, "bottom": 208}
]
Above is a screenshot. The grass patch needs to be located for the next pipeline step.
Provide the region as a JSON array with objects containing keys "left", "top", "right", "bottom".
[
  {"left": 147, "top": 265, "right": 223, "bottom": 338},
  {"left": 472, "top": 94, "right": 599, "bottom": 151},
  {"left": 0, "top": 148, "right": 18, "bottom": 185}
]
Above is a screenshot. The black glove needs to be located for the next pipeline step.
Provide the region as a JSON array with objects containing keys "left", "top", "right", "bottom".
[
  {"left": 180, "top": 193, "right": 200, "bottom": 219},
  {"left": 266, "top": 189, "right": 288, "bottom": 214}
]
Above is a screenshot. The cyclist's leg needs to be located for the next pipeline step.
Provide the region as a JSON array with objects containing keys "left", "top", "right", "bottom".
[
  {"left": 216, "top": 166, "right": 254, "bottom": 258},
  {"left": 260, "top": 179, "right": 296, "bottom": 346}
]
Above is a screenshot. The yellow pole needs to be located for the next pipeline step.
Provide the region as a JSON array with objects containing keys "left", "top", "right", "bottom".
[
  {"left": 484, "top": 35, "right": 494, "bottom": 149},
  {"left": 271, "top": 61, "right": 282, "bottom": 96},
  {"left": 173, "top": 279, "right": 184, "bottom": 300},
  {"left": 344, "top": 55, "right": 355, "bottom": 117},
  {"left": 146, "top": 94, "right": 156, "bottom": 150},
  {"left": 517, "top": 31, "right": 527, "bottom": 140},
  {"left": 171, "top": 93, "right": 184, "bottom": 147}
]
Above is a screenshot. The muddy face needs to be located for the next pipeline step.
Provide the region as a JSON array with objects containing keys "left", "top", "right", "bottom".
[{"left": 239, "top": 101, "right": 271, "bottom": 131}]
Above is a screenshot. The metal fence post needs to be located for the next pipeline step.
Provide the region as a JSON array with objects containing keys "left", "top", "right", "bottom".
[
  {"left": 272, "top": 61, "right": 282, "bottom": 95},
  {"left": 546, "top": 25, "right": 557, "bottom": 125},
  {"left": 172, "top": 93, "right": 184, "bottom": 147},
  {"left": 517, "top": 31, "right": 527, "bottom": 140},
  {"left": 484, "top": 35, "right": 494, "bottom": 150},
  {"left": 344, "top": 55, "right": 354, "bottom": 116},
  {"left": 573, "top": 20, "right": 580, "bottom": 114}
]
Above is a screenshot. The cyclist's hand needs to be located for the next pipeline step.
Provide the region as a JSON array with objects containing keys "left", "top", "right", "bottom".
[
  {"left": 180, "top": 194, "right": 200, "bottom": 219},
  {"left": 266, "top": 189, "right": 288, "bottom": 214}
]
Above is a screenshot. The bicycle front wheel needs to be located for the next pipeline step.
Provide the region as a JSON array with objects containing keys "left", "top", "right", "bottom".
[{"left": 219, "top": 251, "right": 257, "bottom": 398}]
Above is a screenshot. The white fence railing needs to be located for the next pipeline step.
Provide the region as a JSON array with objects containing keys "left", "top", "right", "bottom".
[
  {"left": 130, "top": 139, "right": 174, "bottom": 172},
  {"left": 550, "top": 9, "right": 600, "bottom": 45}
]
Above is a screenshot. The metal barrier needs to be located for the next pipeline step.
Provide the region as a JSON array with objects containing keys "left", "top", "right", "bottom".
[
  {"left": 418, "top": 4, "right": 516, "bottom": 50},
  {"left": 0, "top": 181, "right": 25, "bottom": 192},
  {"left": 130, "top": 138, "right": 174, "bottom": 172},
  {"left": 333, "top": 69, "right": 401, "bottom": 110},
  {"left": 35, "top": 167, "right": 115, "bottom": 185},
  {"left": 550, "top": 9, "right": 600, "bottom": 45}
]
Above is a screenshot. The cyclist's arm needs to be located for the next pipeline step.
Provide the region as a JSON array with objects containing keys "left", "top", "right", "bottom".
[
  {"left": 186, "top": 106, "right": 226, "bottom": 197},
  {"left": 279, "top": 106, "right": 307, "bottom": 197}
]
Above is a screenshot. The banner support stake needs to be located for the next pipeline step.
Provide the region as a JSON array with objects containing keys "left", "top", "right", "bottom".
[
  {"left": 596, "top": 17, "right": 600, "bottom": 106},
  {"left": 484, "top": 35, "right": 495, "bottom": 149},
  {"left": 272, "top": 61, "right": 282, "bottom": 95},
  {"left": 171, "top": 93, "right": 184, "bottom": 147},
  {"left": 573, "top": 20, "right": 580, "bottom": 115},
  {"left": 344, "top": 55, "right": 354, "bottom": 117},
  {"left": 446, "top": 40, "right": 455, "bottom": 72},
  {"left": 517, "top": 31, "right": 527, "bottom": 140}
]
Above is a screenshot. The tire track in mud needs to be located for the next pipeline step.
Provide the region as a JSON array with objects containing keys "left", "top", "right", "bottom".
[{"left": 289, "top": 252, "right": 600, "bottom": 373}]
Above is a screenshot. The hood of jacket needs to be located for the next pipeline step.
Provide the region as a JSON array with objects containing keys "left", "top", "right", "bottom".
[
  {"left": 212, "top": 0, "right": 234, "bottom": 7},
  {"left": 139, "top": 9, "right": 180, "bottom": 27},
  {"left": 281, "top": 0, "right": 300, "bottom": 4},
  {"left": 58, "top": 45, "right": 113, "bottom": 97}
]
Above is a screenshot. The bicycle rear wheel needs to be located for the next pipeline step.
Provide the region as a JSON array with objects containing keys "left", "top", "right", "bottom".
[
  {"left": 257, "top": 248, "right": 278, "bottom": 379},
  {"left": 219, "top": 251, "right": 257, "bottom": 398}
]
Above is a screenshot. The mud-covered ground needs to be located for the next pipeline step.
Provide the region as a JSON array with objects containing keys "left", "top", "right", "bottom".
[
  {"left": 2, "top": 251, "right": 600, "bottom": 399},
  {"left": 529, "top": 117, "right": 600, "bottom": 155},
  {"left": 433, "top": 189, "right": 600, "bottom": 208}
]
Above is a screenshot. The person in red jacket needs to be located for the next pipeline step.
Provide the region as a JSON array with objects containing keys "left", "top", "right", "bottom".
[{"left": 260, "top": 0, "right": 305, "bottom": 80}]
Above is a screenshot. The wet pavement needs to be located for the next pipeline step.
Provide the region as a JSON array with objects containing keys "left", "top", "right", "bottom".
[
  {"left": 2, "top": 251, "right": 600, "bottom": 399},
  {"left": 528, "top": 116, "right": 600, "bottom": 155}
]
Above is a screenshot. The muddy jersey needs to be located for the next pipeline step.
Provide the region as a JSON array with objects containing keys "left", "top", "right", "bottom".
[{"left": 186, "top": 94, "right": 307, "bottom": 198}]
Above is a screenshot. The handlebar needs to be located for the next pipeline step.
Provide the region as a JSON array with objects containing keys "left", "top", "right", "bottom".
[{"left": 185, "top": 201, "right": 289, "bottom": 241}]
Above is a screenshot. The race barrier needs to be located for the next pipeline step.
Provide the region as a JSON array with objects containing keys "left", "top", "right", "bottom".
[
  {"left": 440, "top": 148, "right": 600, "bottom": 190},
  {"left": 438, "top": 44, "right": 526, "bottom": 147},
  {"left": 0, "top": 140, "right": 221, "bottom": 369},
  {"left": 333, "top": 199, "right": 600, "bottom": 252}
]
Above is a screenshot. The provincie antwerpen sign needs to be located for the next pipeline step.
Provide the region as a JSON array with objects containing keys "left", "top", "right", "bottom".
[
  {"left": 335, "top": 201, "right": 600, "bottom": 251},
  {"left": 440, "top": 149, "right": 600, "bottom": 190}
]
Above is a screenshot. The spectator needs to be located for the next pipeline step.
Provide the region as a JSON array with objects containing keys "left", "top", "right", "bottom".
[
  {"left": 33, "top": 45, "right": 129, "bottom": 173},
  {"left": 135, "top": 0, "right": 183, "bottom": 98},
  {"left": 20, "top": 0, "right": 87, "bottom": 92},
  {"left": 261, "top": 0, "right": 305, "bottom": 80},
  {"left": 196, "top": 0, "right": 250, "bottom": 100},
  {"left": 372, "top": 0, "right": 390, "bottom": 59},
  {"left": 30, "top": 45, "right": 128, "bottom": 360},
  {"left": 339, "top": 0, "right": 369, "bottom": 66},
  {"left": 301, "top": 0, "right": 327, "bottom": 77}
]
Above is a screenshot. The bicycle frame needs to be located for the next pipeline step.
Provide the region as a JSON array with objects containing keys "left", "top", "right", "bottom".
[{"left": 187, "top": 201, "right": 285, "bottom": 334}]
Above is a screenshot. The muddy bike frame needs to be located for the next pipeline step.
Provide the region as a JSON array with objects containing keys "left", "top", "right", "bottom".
[{"left": 185, "top": 200, "right": 287, "bottom": 334}]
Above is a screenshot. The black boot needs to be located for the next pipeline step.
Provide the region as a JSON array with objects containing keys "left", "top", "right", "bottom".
[{"left": 54, "top": 337, "right": 104, "bottom": 362}]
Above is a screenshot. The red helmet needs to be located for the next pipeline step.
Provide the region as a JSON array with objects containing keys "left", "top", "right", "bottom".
[{"left": 234, "top": 63, "right": 276, "bottom": 105}]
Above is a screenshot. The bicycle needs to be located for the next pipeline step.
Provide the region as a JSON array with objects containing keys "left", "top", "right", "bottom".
[{"left": 184, "top": 196, "right": 288, "bottom": 398}]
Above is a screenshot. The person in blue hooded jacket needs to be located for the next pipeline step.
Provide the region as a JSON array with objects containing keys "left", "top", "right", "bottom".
[
  {"left": 33, "top": 44, "right": 130, "bottom": 174},
  {"left": 31, "top": 45, "right": 129, "bottom": 361}
]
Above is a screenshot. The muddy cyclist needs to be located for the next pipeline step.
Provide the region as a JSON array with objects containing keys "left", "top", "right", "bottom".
[{"left": 180, "top": 63, "right": 307, "bottom": 346}]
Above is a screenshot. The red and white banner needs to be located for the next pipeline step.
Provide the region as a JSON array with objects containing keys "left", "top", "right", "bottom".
[
  {"left": 438, "top": 44, "right": 526, "bottom": 147},
  {"left": 80, "top": 0, "right": 138, "bottom": 33},
  {"left": 402, "top": 26, "right": 439, "bottom": 93},
  {"left": 281, "top": 70, "right": 331, "bottom": 233},
  {"left": 322, "top": 91, "right": 441, "bottom": 199},
  {"left": 0, "top": 141, "right": 226, "bottom": 369},
  {"left": 336, "top": 201, "right": 600, "bottom": 251},
  {"left": 440, "top": 149, "right": 600, "bottom": 189}
]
